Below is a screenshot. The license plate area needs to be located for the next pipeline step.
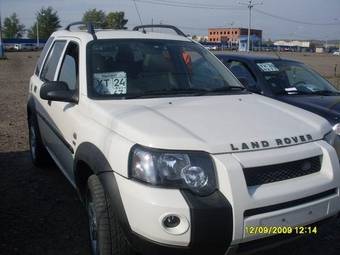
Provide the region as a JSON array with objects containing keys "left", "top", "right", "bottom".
[{"left": 244, "top": 201, "right": 329, "bottom": 238}]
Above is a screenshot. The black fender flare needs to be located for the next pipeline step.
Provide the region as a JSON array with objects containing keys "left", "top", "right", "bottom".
[
  {"left": 73, "top": 142, "right": 133, "bottom": 242},
  {"left": 74, "top": 142, "right": 112, "bottom": 176},
  {"left": 27, "top": 95, "right": 36, "bottom": 119}
]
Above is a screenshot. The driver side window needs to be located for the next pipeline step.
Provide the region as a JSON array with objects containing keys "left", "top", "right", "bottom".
[{"left": 286, "top": 66, "right": 319, "bottom": 87}]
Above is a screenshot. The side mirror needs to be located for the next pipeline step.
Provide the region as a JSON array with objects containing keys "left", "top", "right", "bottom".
[{"left": 40, "top": 81, "right": 78, "bottom": 103}]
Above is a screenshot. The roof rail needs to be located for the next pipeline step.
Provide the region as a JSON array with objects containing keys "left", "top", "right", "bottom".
[
  {"left": 133, "top": 24, "right": 186, "bottom": 37},
  {"left": 65, "top": 21, "right": 97, "bottom": 40}
]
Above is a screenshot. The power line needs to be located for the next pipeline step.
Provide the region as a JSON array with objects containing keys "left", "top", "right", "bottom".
[
  {"left": 254, "top": 8, "right": 340, "bottom": 26},
  {"left": 134, "top": 0, "right": 340, "bottom": 27},
  {"left": 133, "top": 0, "right": 245, "bottom": 10},
  {"left": 144, "top": 0, "right": 242, "bottom": 8}
]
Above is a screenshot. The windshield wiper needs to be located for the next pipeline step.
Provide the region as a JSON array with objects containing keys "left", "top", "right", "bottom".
[
  {"left": 283, "top": 90, "right": 340, "bottom": 96},
  {"left": 309, "top": 90, "right": 340, "bottom": 96},
  {"left": 208, "top": 86, "right": 246, "bottom": 92},
  {"left": 125, "top": 86, "right": 246, "bottom": 99},
  {"left": 124, "top": 88, "right": 209, "bottom": 99}
]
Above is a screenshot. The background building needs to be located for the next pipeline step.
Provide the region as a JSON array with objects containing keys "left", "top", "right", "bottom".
[{"left": 208, "top": 27, "right": 262, "bottom": 50}]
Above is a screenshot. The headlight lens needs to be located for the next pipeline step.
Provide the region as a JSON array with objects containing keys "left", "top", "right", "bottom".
[
  {"left": 129, "top": 146, "right": 217, "bottom": 196},
  {"left": 333, "top": 123, "right": 340, "bottom": 136}
]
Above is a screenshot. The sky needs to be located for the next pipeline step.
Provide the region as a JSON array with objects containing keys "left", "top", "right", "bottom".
[{"left": 1, "top": 0, "right": 340, "bottom": 40}]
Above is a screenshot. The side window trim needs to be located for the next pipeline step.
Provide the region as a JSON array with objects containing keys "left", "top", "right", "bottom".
[
  {"left": 52, "top": 40, "right": 70, "bottom": 82},
  {"left": 229, "top": 59, "right": 257, "bottom": 80},
  {"left": 40, "top": 40, "right": 67, "bottom": 82},
  {"left": 228, "top": 59, "right": 258, "bottom": 84},
  {"left": 57, "top": 40, "right": 80, "bottom": 91},
  {"left": 35, "top": 37, "right": 54, "bottom": 77}
]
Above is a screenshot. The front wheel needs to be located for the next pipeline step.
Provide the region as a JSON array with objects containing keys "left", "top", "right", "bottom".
[{"left": 86, "top": 175, "right": 135, "bottom": 255}]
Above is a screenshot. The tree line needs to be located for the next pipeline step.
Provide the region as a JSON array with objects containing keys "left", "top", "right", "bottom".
[{"left": 1, "top": 7, "right": 128, "bottom": 39}]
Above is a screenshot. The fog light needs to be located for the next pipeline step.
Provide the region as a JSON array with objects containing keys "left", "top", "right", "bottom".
[
  {"left": 160, "top": 213, "right": 190, "bottom": 235},
  {"left": 163, "top": 215, "right": 180, "bottom": 228}
]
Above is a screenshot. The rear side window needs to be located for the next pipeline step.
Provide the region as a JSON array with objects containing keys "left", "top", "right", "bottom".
[
  {"left": 34, "top": 37, "right": 54, "bottom": 76},
  {"left": 227, "top": 60, "right": 257, "bottom": 88},
  {"left": 41, "top": 41, "right": 66, "bottom": 82}
]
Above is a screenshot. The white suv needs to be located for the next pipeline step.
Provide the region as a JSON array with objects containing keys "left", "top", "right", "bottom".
[{"left": 27, "top": 23, "right": 340, "bottom": 255}]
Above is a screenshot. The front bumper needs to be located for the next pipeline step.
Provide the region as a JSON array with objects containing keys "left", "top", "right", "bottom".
[
  {"left": 113, "top": 211, "right": 340, "bottom": 255},
  {"left": 102, "top": 140, "right": 340, "bottom": 255}
]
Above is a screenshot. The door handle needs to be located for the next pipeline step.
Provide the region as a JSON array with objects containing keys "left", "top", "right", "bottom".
[{"left": 33, "top": 86, "right": 37, "bottom": 93}]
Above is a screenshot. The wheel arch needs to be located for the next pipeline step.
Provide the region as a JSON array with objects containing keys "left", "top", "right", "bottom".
[
  {"left": 27, "top": 95, "right": 36, "bottom": 119},
  {"left": 73, "top": 142, "right": 113, "bottom": 200}
]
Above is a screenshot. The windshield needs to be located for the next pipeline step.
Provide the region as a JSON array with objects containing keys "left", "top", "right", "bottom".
[
  {"left": 256, "top": 60, "right": 338, "bottom": 96},
  {"left": 87, "top": 39, "right": 243, "bottom": 99}
]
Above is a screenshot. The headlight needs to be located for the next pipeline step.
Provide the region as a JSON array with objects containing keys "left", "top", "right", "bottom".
[
  {"left": 129, "top": 146, "right": 217, "bottom": 196},
  {"left": 333, "top": 123, "right": 340, "bottom": 136}
]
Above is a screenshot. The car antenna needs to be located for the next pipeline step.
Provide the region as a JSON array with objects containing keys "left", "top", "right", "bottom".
[{"left": 133, "top": 0, "right": 146, "bottom": 34}]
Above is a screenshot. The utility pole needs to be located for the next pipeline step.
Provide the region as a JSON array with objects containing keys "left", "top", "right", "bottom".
[
  {"left": 36, "top": 17, "right": 39, "bottom": 48},
  {"left": 0, "top": 0, "right": 4, "bottom": 59},
  {"left": 239, "top": 0, "right": 263, "bottom": 52}
]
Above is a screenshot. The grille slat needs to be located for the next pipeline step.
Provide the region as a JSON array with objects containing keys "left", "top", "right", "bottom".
[{"left": 243, "top": 156, "right": 322, "bottom": 186}]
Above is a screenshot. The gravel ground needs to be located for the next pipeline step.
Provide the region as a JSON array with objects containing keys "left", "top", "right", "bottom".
[{"left": 0, "top": 51, "right": 339, "bottom": 255}]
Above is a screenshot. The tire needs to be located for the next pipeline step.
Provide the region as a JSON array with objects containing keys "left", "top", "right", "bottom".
[
  {"left": 86, "top": 175, "right": 135, "bottom": 255},
  {"left": 28, "top": 115, "right": 52, "bottom": 167}
]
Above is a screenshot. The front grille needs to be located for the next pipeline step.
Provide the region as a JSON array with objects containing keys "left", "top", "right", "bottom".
[{"left": 243, "top": 156, "right": 322, "bottom": 186}]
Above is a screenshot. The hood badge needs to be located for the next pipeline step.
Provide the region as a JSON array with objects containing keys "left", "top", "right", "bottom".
[{"left": 230, "top": 134, "right": 313, "bottom": 151}]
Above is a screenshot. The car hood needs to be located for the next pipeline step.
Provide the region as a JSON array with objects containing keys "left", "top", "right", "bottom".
[
  {"left": 88, "top": 94, "right": 331, "bottom": 154},
  {"left": 278, "top": 95, "right": 340, "bottom": 125}
]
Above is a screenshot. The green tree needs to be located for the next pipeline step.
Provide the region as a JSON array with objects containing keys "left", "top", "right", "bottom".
[
  {"left": 82, "top": 9, "right": 128, "bottom": 29},
  {"left": 106, "top": 12, "right": 128, "bottom": 29},
  {"left": 3, "top": 13, "right": 25, "bottom": 38},
  {"left": 82, "top": 8, "right": 107, "bottom": 28},
  {"left": 28, "top": 7, "right": 61, "bottom": 40}
]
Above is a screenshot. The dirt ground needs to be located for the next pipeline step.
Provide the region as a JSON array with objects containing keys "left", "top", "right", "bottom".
[
  {"left": 0, "top": 52, "right": 91, "bottom": 255},
  {"left": 0, "top": 51, "right": 340, "bottom": 255}
]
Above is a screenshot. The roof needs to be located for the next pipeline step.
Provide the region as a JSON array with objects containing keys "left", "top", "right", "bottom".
[
  {"left": 52, "top": 29, "right": 191, "bottom": 43},
  {"left": 214, "top": 52, "right": 300, "bottom": 63}
]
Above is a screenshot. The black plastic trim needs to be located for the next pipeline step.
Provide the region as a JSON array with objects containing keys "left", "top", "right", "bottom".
[
  {"left": 181, "top": 190, "right": 233, "bottom": 254},
  {"left": 133, "top": 24, "right": 186, "bottom": 37},
  {"left": 36, "top": 111, "right": 74, "bottom": 154},
  {"left": 74, "top": 142, "right": 112, "bottom": 175},
  {"left": 65, "top": 21, "right": 97, "bottom": 40},
  {"left": 244, "top": 189, "right": 337, "bottom": 217}
]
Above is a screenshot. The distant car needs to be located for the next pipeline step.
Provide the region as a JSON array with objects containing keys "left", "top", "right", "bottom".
[
  {"left": 216, "top": 53, "right": 340, "bottom": 156},
  {"left": 14, "top": 43, "right": 37, "bottom": 51},
  {"left": 204, "top": 45, "right": 217, "bottom": 51},
  {"left": 333, "top": 51, "right": 340, "bottom": 56}
]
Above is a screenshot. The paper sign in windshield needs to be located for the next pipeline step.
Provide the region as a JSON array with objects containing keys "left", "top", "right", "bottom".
[
  {"left": 93, "top": 72, "right": 127, "bottom": 95},
  {"left": 257, "top": 63, "right": 279, "bottom": 72}
]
